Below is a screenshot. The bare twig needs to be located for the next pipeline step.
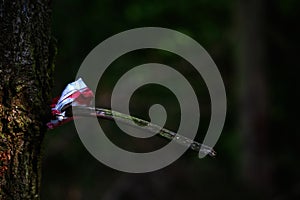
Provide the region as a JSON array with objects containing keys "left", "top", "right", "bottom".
[{"left": 72, "top": 106, "right": 216, "bottom": 157}]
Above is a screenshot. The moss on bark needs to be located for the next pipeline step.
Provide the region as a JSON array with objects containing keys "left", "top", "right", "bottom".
[{"left": 0, "top": 0, "right": 54, "bottom": 199}]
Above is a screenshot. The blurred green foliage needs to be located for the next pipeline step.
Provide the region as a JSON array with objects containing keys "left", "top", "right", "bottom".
[{"left": 42, "top": 0, "right": 299, "bottom": 199}]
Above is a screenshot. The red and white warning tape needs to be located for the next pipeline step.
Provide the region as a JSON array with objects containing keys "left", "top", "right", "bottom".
[{"left": 47, "top": 78, "right": 94, "bottom": 129}]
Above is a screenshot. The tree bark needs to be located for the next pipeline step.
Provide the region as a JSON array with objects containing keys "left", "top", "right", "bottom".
[{"left": 0, "top": 0, "right": 54, "bottom": 199}]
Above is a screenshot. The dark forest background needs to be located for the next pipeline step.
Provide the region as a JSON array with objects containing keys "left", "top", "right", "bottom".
[{"left": 41, "top": 0, "right": 299, "bottom": 199}]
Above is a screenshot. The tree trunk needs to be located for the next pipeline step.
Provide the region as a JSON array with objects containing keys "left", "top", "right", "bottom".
[
  {"left": 0, "top": 0, "right": 54, "bottom": 199},
  {"left": 236, "top": 0, "right": 273, "bottom": 196}
]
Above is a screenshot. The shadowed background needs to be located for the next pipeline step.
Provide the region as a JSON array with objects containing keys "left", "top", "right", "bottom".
[{"left": 41, "top": 0, "right": 299, "bottom": 199}]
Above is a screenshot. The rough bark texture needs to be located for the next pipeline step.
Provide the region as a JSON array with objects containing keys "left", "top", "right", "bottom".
[
  {"left": 236, "top": 0, "right": 273, "bottom": 196},
  {"left": 0, "top": 0, "right": 54, "bottom": 199}
]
